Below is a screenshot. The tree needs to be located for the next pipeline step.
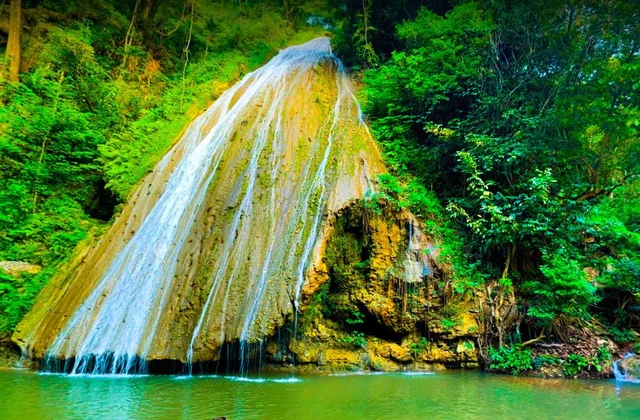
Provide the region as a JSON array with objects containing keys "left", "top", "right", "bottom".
[
  {"left": 357, "top": 0, "right": 640, "bottom": 348},
  {"left": 6, "top": 0, "right": 21, "bottom": 82},
  {"left": 330, "top": 0, "right": 453, "bottom": 68}
]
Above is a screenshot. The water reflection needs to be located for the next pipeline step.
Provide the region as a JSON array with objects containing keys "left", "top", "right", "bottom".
[{"left": 2, "top": 370, "right": 640, "bottom": 419}]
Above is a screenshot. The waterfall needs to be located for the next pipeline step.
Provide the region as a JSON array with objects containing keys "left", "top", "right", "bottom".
[
  {"left": 613, "top": 353, "right": 640, "bottom": 384},
  {"left": 19, "top": 37, "right": 386, "bottom": 375}
]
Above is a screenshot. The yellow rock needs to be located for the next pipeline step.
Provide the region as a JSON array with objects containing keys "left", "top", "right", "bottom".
[
  {"left": 323, "top": 348, "right": 362, "bottom": 366},
  {"left": 368, "top": 353, "right": 401, "bottom": 371},
  {"left": 422, "top": 345, "right": 455, "bottom": 363},
  {"left": 0, "top": 261, "right": 42, "bottom": 277},
  {"left": 13, "top": 39, "right": 389, "bottom": 364}
]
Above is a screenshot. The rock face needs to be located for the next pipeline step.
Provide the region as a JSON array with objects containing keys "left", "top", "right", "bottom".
[
  {"left": 13, "top": 38, "right": 389, "bottom": 374},
  {"left": 0, "top": 261, "right": 41, "bottom": 277},
  {"left": 0, "top": 340, "right": 20, "bottom": 368},
  {"left": 12, "top": 37, "right": 479, "bottom": 374},
  {"left": 267, "top": 204, "right": 480, "bottom": 372}
]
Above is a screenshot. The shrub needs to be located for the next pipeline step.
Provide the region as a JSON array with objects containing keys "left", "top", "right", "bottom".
[
  {"left": 562, "top": 354, "right": 589, "bottom": 377},
  {"left": 489, "top": 346, "right": 533, "bottom": 375},
  {"left": 440, "top": 318, "right": 458, "bottom": 331},
  {"left": 532, "top": 353, "right": 560, "bottom": 369},
  {"left": 409, "top": 337, "right": 429, "bottom": 357},
  {"left": 590, "top": 346, "right": 612, "bottom": 372},
  {"left": 343, "top": 331, "right": 367, "bottom": 348},
  {"left": 607, "top": 326, "right": 636, "bottom": 344},
  {"left": 524, "top": 253, "right": 598, "bottom": 325}
]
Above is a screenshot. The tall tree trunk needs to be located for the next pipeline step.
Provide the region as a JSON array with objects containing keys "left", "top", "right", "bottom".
[
  {"left": 142, "top": 0, "right": 162, "bottom": 21},
  {"left": 180, "top": 2, "right": 193, "bottom": 112},
  {"left": 6, "top": 0, "right": 21, "bottom": 82}
]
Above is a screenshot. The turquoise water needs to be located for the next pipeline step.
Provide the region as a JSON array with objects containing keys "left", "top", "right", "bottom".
[{"left": 1, "top": 369, "right": 639, "bottom": 419}]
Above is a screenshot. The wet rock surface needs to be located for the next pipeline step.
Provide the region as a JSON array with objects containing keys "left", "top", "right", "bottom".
[
  {"left": 265, "top": 203, "right": 480, "bottom": 372},
  {"left": 617, "top": 355, "right": 640, "bottom": 381},
  {"left": 0, "top": 338, "right": 20, "bottom": 368},
  {"left": 12, "top": 38, "right": 389, "bottom": 373}
]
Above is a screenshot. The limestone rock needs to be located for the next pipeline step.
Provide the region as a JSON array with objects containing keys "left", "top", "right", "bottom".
[
  {"left": 367, "top": 353, "right": 401, "bottom": 371},
  {"left": 0, "top": 261, "right": 41, "bottom": 277},
  {"left": 13, "top": 38, "right": 388, "bottom": 368},
  {"left": 618, "top": 355, "right": 640, "bottom": 380},
  {"left": 323, "top": 349, "right": 363, "bottom": 369},
  {"left": 369, "top": 341, "right": 412, "bottom": 363},
  {"left": 421, "top": 344, "right": 455, "bottom": 363}
]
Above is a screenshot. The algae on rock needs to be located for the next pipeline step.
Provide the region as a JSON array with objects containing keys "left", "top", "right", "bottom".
[{"left": 270, "top": 201, "right": 480, "bottom": 372}]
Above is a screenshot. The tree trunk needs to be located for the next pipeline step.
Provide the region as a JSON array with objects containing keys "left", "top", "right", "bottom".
[
  {"left": 6, "top": 0, "right": 21, "bottom": 82},
  {"left": 142, "top": 0, "right": 163, "bottom": 21}
]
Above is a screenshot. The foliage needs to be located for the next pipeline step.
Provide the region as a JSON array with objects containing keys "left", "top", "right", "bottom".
[
  {"left": 330, "top": 0, "right": 453, "bottom": 68},
  {"left": 363, "top": 174, "right": 404, "bottom": 214},
  {"left": 532, "top": 354, "right": 560, "bottom": 370},
  {"left": 488, "top": 346, "right": 533, "bottom": 375},
  {"left": 607, "top": 326, "right": 637, "bottom": 344},
  {"left": 342, "top": 331, "right": 367, "bottom": 348},
  {"left": 1, "top": 271, "right": 37, "bottom": 334},
  {"left": 345, "top": 310, "right": 365, "bottom": 326},
  {"left": 350, "top": 0, "right": 640, "bottom": 350},
  {"left": 440, "top": 318, "right": 458, "bottom": 331},
  {"left": 523, "top": 253, "right": 598, "bottom": 325},
  {"left": 409, "top": 337, "right": 429, "bottom": 357},
  {"left": 562, "top": 354, "right": 589, "bottom": 377},
  {"left": 590, "top": 346, "right": 612, "bottom": 373}
]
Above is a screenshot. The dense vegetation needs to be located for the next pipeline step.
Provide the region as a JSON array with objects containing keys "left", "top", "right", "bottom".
[
  {"left": 1, "top": 0, "right": 638, "bottom": 376},
  {"left": 333, "top": 0, "right": 639, "bottom": 371}
]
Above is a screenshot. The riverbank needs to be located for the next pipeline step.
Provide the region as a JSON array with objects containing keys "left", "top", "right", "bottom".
[{"left": 3, "top": 338, "right": 619, "bottom": 380}]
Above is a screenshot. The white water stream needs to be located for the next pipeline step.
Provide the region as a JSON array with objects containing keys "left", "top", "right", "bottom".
[{"left": 43, "top": 38, "right": 369, "bottom": 375}]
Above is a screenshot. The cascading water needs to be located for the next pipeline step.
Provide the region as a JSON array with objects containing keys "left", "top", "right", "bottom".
[
  {"left": 13, "top": 37, "right": 387, "bottom": 375},
  {"left": 613, "top": 353, "right": 640, "bottom": 384}
]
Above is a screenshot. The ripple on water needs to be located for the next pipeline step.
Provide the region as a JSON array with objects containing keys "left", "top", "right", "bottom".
[
  {"left": 227, "top": 376, "right": 267, "bottom": 383},
  {"left": 4, "top": 370, "right": 640, "bottom": 419},
  {"left": 328, "top": 371, "right": 388, "bottom": 377},
  {"left": 169, "top": 374, "right": 229, "bottom": 381},
  {"left": 270, "top": 377, "right": 303, "bottom": 383},
  {"left": 401, "top": 371, "right": 436, "bottom": 376},
  {"left": 171, "top": 374, "right": 303, "bottom": 383},
  {"left": 226, "top": 376, "right": 304, "bottom": 383}
]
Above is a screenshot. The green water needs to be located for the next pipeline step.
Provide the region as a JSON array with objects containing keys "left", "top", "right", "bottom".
[{"left": 1, "top": 369, "right": 639, "bottom": 419}]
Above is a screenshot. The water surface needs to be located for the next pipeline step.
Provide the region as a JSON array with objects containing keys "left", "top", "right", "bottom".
[{"left": 1, "top": 369, "right": 639, "bottom": 419}]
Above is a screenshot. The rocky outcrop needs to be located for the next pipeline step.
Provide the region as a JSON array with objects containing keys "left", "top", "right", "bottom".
[
  {"left": 12, "top": 38, "right": 479, "bottom": 374},
  {"left": 0, "top": 337, "right": 20, "bottom": 368},
  {"left": 12, "top": 38, "right": 389, "bottom": 373},
  {"left": 617, "top": 355, "right": 640, "bottom": 381},
  {"left": 0, "top": 261, "right": 41, "bottom": 277},
  {"left": 265, "top": 202, "right": 480, "bottom": 372}
]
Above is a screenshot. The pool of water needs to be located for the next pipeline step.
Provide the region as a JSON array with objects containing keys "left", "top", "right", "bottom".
[{"left": 1, "top": 369, "right": 639, "bottom": 419}]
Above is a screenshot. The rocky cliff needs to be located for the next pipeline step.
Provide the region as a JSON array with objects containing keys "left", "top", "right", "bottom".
[{"left": 13, "top": 38, "right": 479, "bottom": 374}]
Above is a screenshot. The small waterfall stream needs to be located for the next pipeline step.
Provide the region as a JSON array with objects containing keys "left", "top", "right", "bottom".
[
  {"left": 18, "top": 37, "right": 386, "bottom": 375},
  {"left": 613, "top": 353, "right": 640, "bottom": 384}
]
